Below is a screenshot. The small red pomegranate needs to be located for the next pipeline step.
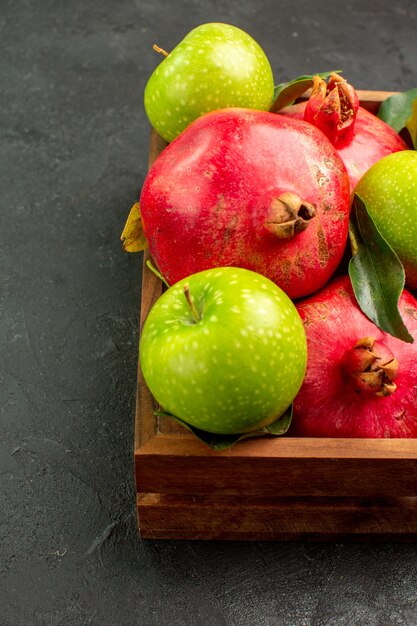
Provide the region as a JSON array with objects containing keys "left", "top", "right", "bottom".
[
  {"left": 140, "top": 108, "right": 351, "bottom": 299},
  {"left": 292, "top": 275, "right": 417, "bottom": 438},
  {"left": 280, "top": 74, "right": 408, "bottom": 189}
]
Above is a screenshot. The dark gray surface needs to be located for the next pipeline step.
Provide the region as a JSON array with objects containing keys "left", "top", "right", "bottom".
[{"left": 2, "top": 0, "right": 417, "bottom": 624}]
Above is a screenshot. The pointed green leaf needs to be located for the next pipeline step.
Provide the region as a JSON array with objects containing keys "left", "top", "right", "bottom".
[
  {"left": 154, "top": 412, "right": 247, "bottom": 450},
  {"left": 377, "top": 88, "right": 417, "bottom": 147},
  {"left": 405, "top": 99, "right": 417, "bottom": 149},
  {"left": 348, "top": 194, "right": 413, "bottom": 343},
  {"left": 154, "top": 404, "right": 293, "bottom": 450},
  {"left": 264, "top": 404, "right": 293, "bottom": 435},
  {"left": 270, "top": 70, "right": 342, "bottom": 113}
]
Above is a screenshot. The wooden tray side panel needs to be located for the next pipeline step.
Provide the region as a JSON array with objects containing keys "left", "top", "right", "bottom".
[
  {"left": 135, "top": 132, "right": 180, "bottom": 449},
  {"left": 134, "top": 248, "right": 162, "bottom": 449},
  {"left": 137, "top": 494, "right": 417, "bottom": 541},
  {"left": 136, "top": 435, "right": 417, "bottom": 498}
]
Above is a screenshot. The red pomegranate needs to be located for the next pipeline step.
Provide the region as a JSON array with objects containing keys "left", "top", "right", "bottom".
[
  {"left": 140, "top": 108, "right": 351, "bottom": 299},
  {"left": 280, "top": 74, "right": 408, "bottom": 189},
  {"left": 292, "top": 275, "right": 417, "bottom": 438}
]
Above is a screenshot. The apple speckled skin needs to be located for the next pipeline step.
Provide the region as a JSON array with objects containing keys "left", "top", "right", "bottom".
[
  {"left": 355, "top": 151, "right": 417, "bottom": 290},
  {"left": 140, "top": 267, "right": 307, "bottom": 435},
  {"left": 144, "top": 23, "right": 274, "bottom": 142}
]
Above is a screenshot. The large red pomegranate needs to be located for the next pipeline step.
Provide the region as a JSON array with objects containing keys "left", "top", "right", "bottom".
[
  {"left": 291, "top": 275, "right": 417, "bottom": 438},
  {"left": 280, "top": 74, "right": 408, "bottom": 189},
  {"left": 140, "top": 108, "right": 351, "bottom": 299}
]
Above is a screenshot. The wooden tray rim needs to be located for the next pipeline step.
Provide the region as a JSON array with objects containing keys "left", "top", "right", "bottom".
[{"left": 135, "top": 88, "right": 417, "bottom": 466}]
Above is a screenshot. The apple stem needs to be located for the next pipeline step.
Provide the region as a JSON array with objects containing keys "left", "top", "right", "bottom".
[
  {"left": 183, "top": 284, "right": 201, "bottom": 323},
  {"left": 152, "top": 44, "right": 169, "bottom": 57}
]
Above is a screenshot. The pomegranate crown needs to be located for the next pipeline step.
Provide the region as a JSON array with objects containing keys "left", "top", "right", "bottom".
[
  {"left": 304, "top": 73, "right": 359, "bottom": 146},
  {"left": 342, "top": 337, "right": 399, "bottom": 397}
]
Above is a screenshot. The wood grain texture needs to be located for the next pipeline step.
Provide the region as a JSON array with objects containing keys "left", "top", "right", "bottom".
[
  {"left": 135, "top": 91, "right": 417, "bottom": 540},
  {"left": 134, "top": 247, "right": 162, "bottom": 449},
  {"left": 134, "top": 131, "right": 181, "bottom": 450},
  {"left": 136, "top": 434, "right": 417, "bottom": 498},
  {"left": 137, "top": 493, "right": 417, "bottom": 541}
]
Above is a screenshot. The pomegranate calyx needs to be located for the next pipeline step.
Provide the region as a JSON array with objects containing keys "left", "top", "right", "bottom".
[
  {"left": 304, "top": 73, "right": 359, "bottom": 146},
  {"left": 343, "top": 337, "right": 399, "bottom": 396},
  {"left": 264, "top": 192, "right": 316, "bottom": 239}
]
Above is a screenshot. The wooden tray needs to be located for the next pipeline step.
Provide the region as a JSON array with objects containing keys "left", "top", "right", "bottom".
[{"left": 135, "top": 90, "right": 417, "bottom": 541}]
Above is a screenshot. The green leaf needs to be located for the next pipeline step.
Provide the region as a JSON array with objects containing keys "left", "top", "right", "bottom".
[
  {"left": 270, "top": 70, "right": 342, "bottom": 113},
  {"left": 348, "top": 194, "right": 413, "bottom": 343},
  {"left": 263, "top": 404, "right": 293, "bottom": 435},
  {"left": 405, "top": 99, "right": 417, "bottom": 149},
  {"left": 154, "top": 405, "right": 293, "bottom": 450},
  {"left": 377, "top": 88, "right": 417, "bottom": 147}
]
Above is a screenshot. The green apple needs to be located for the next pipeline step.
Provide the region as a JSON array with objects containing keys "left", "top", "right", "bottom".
[
  {"left": 144, "top": 23, "right": 275, "bottom": 142},
  {"left": 355, "top": 151, "right": 417, "bottom": 289},
  {"left": 139, "top": 267, "right": 307, "bottom": 435}
]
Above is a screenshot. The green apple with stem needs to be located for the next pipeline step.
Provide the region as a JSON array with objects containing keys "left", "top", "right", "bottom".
[
  {"left": 144, "top": 23, "right": 275, "bottom": 142},
  {"left": 140, "top": 267, "right": 307, "bottom": 435},
  {"left": 355, "top": 150, "right": 417, "bottom": 290}
]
